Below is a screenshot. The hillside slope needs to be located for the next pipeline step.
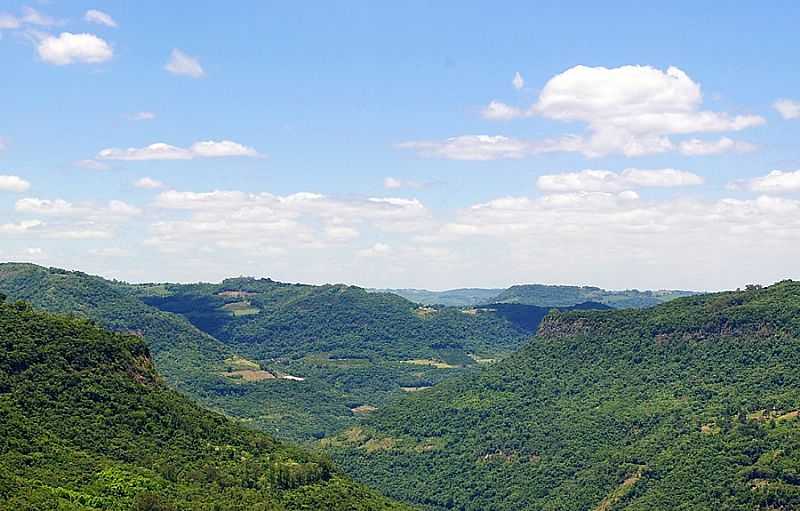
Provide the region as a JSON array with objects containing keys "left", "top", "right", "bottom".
[
  {"left": 0, "top": 298, "right": 409, "bottom": 510},
  {"left": 0, "top": 265, "right": 543, "bottom": 441},
  {"left": 0, "top": 263, "right": 230, "bottom": 391},
  {"left": 329, "top": 281, "right": 800, "bottom": 510},
  {"left": 130, "top": 278, "right": 535, "bottom": 440}
]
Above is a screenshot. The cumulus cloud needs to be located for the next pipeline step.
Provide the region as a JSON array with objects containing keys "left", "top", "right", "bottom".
[
  {"left": 75, "top": 159, "right": 111, "bottom": 171},
  {"left": 0, "top": 175, "right": 31, "bottom": 193},
  {"left": 127, "top": 111, "right": 155, "bottom": 121},
  {"left": 440, "top": 65, "right": 765, "bottom": 158},
  {"left": 678, "top": 137, "right": 757, "bottom": 156},
  {"left": 96, "top": 140, "right": 260, "bottom": 160},
  {"left": 0, "top": 220, "right": 43, "bottom": 235},
  {"left": 732, "top": 170, "right": 800, "bottom": 194},
  {"left": 147, "top": 189, "right": 431, "bottom": 252},
  {"left": 358, "top": 242, "right": 391, "bottom": 257},
  {"left": 164, "top": 49, "right": 205, "bottom": 78},
  {"left": 383, "top": 177, "right": 428, "bottom": 189},
  {"left": 537, "top": 169, "right": 703, "bottom": 193},
  {"left": 134, "top": 177, "right": 165, "bottom": 189},
  {"left": 37, "top": 32, "right": 113, "bottom": 65},
  {"left": 84, "top": 9, "right": 117, "bottom": 28},
  {"left": 482, "top": 100, "right": 526, "bottom": 121},
  {"left": 12, "top": 197, "right": 140, "bottom": 241},
  {"left": 16, "top": 197, "right": 141, "bottom": 219},
  {"left": 398, "top": 134, "right": 588, "bottom": 160},
  {"left": 512, "top": 71, "right": 524, "bottom": 90},
  {"left": 0, "top": 13, "right": 20, "bottom": 29},
  {"left": 21, "top": 6, "right": 57, "bottom": 26},
  {"left": 774, "top": 99, "right": 800, "bottom": 120}
]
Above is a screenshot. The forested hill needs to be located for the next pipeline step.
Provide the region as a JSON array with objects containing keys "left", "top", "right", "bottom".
[
  {"left": 0, "top": 264, "right": 540, "bottom": 441},
  {"left": 491, "top": 283, "right": 697, "bottom": 308},
  {"left": 329, "top": 281, "right": 800, "bottom": 510},
  {"left": 0, "top": 298, "right": 409, "bottom": 510},
  {"left": 0, "top": 263, "right": 230, "bottom": 394}
]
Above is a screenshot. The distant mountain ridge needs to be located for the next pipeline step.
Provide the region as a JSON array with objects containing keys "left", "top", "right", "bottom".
[{"left": 380, "top": 284, "right": 698, "bottom": 308}]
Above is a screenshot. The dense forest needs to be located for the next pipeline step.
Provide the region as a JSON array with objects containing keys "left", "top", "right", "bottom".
[
  {"left": 0, "top": 264, "right": 551, "bottom": 440},
  {"left": 0, "top": 296, "right": 409, "bottom": 510},
  {"left": 329, "top": 282, "right": 800, "bottom": 510}
]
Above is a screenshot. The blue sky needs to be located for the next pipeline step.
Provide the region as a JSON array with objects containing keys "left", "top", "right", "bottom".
[{"left": 2, "top": 1, "right": 800, "bottom": 290}]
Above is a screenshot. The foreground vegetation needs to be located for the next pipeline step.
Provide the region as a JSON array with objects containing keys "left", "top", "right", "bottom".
[
  {"left": 0, "top": 297, "right": 409, "bottom": 510},
  {"left": 330, "top": 281, "right": 800, "bottom": 510}
]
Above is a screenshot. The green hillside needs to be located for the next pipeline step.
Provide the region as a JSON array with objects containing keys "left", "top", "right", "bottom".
[
  {"left": 0, "top": 297, "right": 409, "bottom": 510},
  {"left": 130, "top": 278, "right": 533, "bottom": 440},
  {"left": 0, "top": 265, "right": 536, "bottom": 441},
  {"left": 0, "top": 263, "right": 230, "bottom": 391},
  {"left": 491, "top": 284, "right": 697, "bottom": 308},
  {"left": 329, "top": 281, "right": 800, "bottom": 510}
]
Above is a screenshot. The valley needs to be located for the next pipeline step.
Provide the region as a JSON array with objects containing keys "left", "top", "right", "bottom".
[{"left": 3, "top": 262, "right": 798, "bottom": 510}]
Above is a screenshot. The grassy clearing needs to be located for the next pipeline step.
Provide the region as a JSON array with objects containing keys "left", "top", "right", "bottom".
[
  {"left": 216, "top": 290, "right": 257, "bottom": 298},
  {"left": 400, "top": 385, "right": 432, "bottom": 392},
  {"left": 351, "top": 405, "right": 377, "bottom": 414},
  {"left": 221, "top": 369, "right": 276, "bottom": 382},
  {"left": 402, "top": 359, "right": 458, "bottom": 369},
  {"left": 593, "top": 466, "right": 647, "bottom": 511},
  {"left": 221, "top": 301, "right": 260, "bottom": 316},
  {"left": 223, "top": 355, "right": 261, "bottom": 370},
  {"left": 413, "top": 306, "right": 438, "bottom": 319}
]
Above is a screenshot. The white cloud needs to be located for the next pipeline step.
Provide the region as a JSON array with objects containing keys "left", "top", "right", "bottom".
[
  {"left": 398, "top": 134, "right": 585, "bottom": 160},
  {"left": 134, "top": 177, "right": 165, "bottom": 189},
  {"left": 384, "top": 177, "right": 403, "bottom": 189},
  {"left": 16, "top": 198, "right": 74, "bottom": 215},
  {"left": 735, "top": 170, "right": 800, "bottom": 194},
  {"left": 75, "top": 159, "right": 111, "bottom": 171},
  {"left": 190, "top": 140, "right": 259, "bottom": 157},
  {"left": 358, "top": 243, "right": 391, "bottom": 257},
  {"left": 0, "top": 13, "right": 20, "bottom": 29},
  {"left": 383, "top": 177, "right": 426, "bottom": 189},
  {"left": 21, "top": 7, "right": 57, "bottom": 26},
  {"left": 0, "top": 175, "right": 31, "bottom": 193},
  {"left": 37, "top": 32, "right": 113, "bottom": 65},
  {"left": 325, "top": 225, "right": 360, "bottom": 242},
  {"left": 16, "top": 198, "right": 141, "bottom": 219},
  {"left": 97, "top": 140, "right": 260, "bottom": 161},
  {"left": 774, "top": 99, "right": 800, "bottom": 120},
  {"left": 482, "top": 100, "right": 525, "bottom": 121},
  {"left": 463, "top": 65, "right": 765, "bottom": 158},
  {"left": 84, "top": 9, "right": 117, "bottom": 28},
  {"left": 512, "top": 71, "right": 524, "bottom": 90},
  {"left": 147, "top": 189, "right": 431, "bottom": 253},
  {"left": 0, "top": 220, "right": 43, "bottom": 235},
  {"left": 678, "top": 137, "right": 756, "bottom": 156},
  {"left": 537, "top": 169, "right": 703, "bottom": 193},
  {"left": 89, "top": 247, "right": 130, "bottom": 257},
  {"left": 164, "top": 49, "right": 205, "bottom": 78},
  {"left": 127, "top": 111, "right": 155, "bottom": 121}
]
